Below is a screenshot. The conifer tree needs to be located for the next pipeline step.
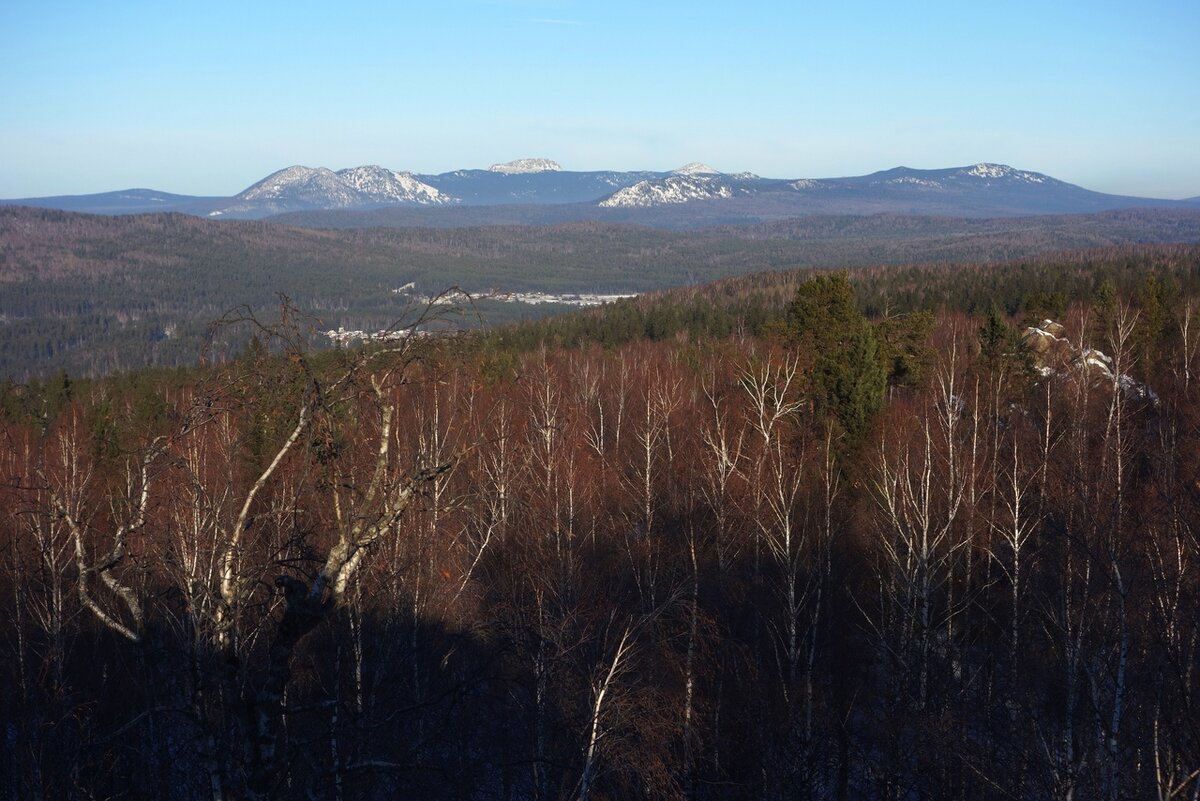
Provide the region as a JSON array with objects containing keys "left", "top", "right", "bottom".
[
  {"left": 786, "top": 273, "right": 886, "bottom": 436},
  {"left": 833, "top": 319, "right": 887, "bottom": 437}
]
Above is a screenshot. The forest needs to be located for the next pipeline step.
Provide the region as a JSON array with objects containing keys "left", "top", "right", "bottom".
[
  {"left": 4, "top": 205, "right": 1200, "bottom": 380},
  {"left": 3, "top": 246, "right": 1200, "bottom": 801}
]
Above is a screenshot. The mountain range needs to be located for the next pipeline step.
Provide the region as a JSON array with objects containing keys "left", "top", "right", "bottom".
[{"left": 4, "top": 159, "right": 1199, "bottom": 226}]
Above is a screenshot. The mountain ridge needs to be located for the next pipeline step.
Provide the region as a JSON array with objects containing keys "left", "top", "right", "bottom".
[{"left": 5, "top": 161, "right": 1198, "bottom": 224}]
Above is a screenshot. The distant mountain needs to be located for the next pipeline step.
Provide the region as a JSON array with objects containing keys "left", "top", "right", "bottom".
[
  {"left": 815, "top": 163, "right": 1074, "bottom": 200},
  {"left": 4, "top": 161, "right": 1198, "bottom": 223},
  {"left": 601, "top": 174, "right": 751, "bottom": 207},
  {"left": 0, "top": 188, "right": 222, "bottom": 216},
  {"left": 488, "top": 158, "right": 562, "bottom": 174},
  {"left": 593, "top": 163, "right": 1196, "bottom": 218},
  {"left": 671, "top": 162, "right": 721, "bottom": 176},
  {"left": 207, "top": 165, "right": 453, "bottom": 217}
]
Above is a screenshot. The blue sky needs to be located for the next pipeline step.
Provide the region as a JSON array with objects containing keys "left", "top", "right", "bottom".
[{"left": 2, "top": 0, "right": 1198, "bottom": 198}]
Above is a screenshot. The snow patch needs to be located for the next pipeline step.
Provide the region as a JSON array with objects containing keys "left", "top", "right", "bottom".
[
  {"left": 1025, "top": 320, "right": 1157, "bottom": 403},
  {"left": 599, "top": 175, "right": 741, "bottom": 207},
  {"left": 335, "top": 165, "right": 450, "bottom": 205},
  {"left": 887, "top": 177, "right": 943, "bottom": 188},
  {"left": 961, "top": 163, "right": 1048, "bottom": 184},
  {"left": 488, "top": 158, "right": 562, "bottom": 174},
  {"left": 226, "top": 164, "right": 455, "bottom": 211},
  {"left": 671, "top": 162, "right": 721, "bottom": 176}
]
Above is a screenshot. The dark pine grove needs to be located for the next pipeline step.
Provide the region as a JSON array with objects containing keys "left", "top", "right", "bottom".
[{"left": 4, "top": 246, "right": 1200, "bottom": 800}]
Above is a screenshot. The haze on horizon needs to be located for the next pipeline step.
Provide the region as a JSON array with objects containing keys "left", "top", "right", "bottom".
[{"left": 2, "top": 0, "right": 1198, "bottom": 200}]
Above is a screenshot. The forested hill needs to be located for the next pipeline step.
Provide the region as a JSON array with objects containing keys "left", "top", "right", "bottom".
[
  {"left": 4, "top": 205, "right": 1200, "bottom": 379},
  {"left": 484, "top": 243, "right": 1200, "bottom": 353}
]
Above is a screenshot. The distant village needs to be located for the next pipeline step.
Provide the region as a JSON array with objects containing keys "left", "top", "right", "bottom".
[
  {"left": 390, "top": 282, "right": 636, "bottom": 308},
  {"left": 324, "top": 286, "right": 638, "bottom": 344}
]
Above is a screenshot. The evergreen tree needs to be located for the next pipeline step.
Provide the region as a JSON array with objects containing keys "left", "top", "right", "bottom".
[
  {"left": 1092, "top": 277, "right": 1118, "bottom": 342},
  {"left": 977, "top": 301, "right": 1034, "bottom": 379},
  {"left": 978, "top": 302, "right": 1012, "bottom": 365},
  {"left": 832, "top": 319, "right": 887, "bottom": 437},
  {"left": 785, "top": 272, "right": 859, "bottom": 360},
  {"left": 786, "top": 273, "right": 886, "bottom": 436},
  {"left": 877, "top": 310, "right": 935, "bottom": 386},
  {"left": 1136, "top": 271, "right": 1178, "bottom": 374}
]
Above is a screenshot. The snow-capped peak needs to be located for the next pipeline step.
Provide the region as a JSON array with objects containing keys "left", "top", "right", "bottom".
[
  {"left": 672, "top": 162, "right": 721, "bottom": 176},
  {"left": 966, "top": 163, "right": 1013, "bottom": 179},
  {"left": 228, "top": 164, "right": 454, "bottom": 211},
  {"left": 335, "top": 164, "right": 403, "bottom": 191},
  {"left": 600, "top": 175, "right": 743, "bottom": 207},
  {"left": 238, "top": 166, "right": 350, "bottom": 202},
  {"left": 334, "top": 165, "right": 450, "bottom": 204},
  {"left": 488, "top": 158, "right": 562, "bottom": 174}
]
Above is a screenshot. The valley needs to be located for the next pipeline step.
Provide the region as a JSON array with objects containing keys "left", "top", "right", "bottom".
[{"left": 5, "top": 205, "right": 1200, "bottom": 379}]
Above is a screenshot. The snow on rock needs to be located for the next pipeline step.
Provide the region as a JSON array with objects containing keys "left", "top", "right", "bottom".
[
  {"left": 233, "top": 164, "right": 454, "bottom": 208},
  {"left": 790, "top": 178, "right": 826, "bottom": 190},
  {"left": 335, "top": 165, "right": 450, "bottom": 204},
  {"left": 1039, "top": 319, "right": 1066, "bottom": 336},
  {"left": 671, "top": 162, "right": 721, "bottom": 176},
  {"left": 1119, "top": 373, "right": 1158, "bottom": 402},
  {"left": 1023, "top": 320, "right": 1072, "bottom": 364},
  {"left": 1080, "top": 348, "right": 1113, "bottom": 375},
  {"left": 488, "top": 158, "right": 562, "bottom": 174},
  {"left": 1024, "top": 320, "right": 1157, "bottom": 403},
  {"left": 599, "top": 175, "right": 739, "bottom": 207},
  {"left": 886, "top": 176, "right": 943, "bottom": 188},
  {"left": 960, "top": 163, "right": 1049, "bottom": 184},
  {"left": 238, "top": 166, "right": 360, "bottom": 205}
]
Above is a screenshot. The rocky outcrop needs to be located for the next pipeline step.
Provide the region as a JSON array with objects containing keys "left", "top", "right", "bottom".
[{"left": 1023, "top": 319, "right": 1157, "bottom": 402}]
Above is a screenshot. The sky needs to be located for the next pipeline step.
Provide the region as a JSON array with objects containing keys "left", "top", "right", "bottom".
[{"left": 2, "top": 0, "right": 1198, "bottom": 199}]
